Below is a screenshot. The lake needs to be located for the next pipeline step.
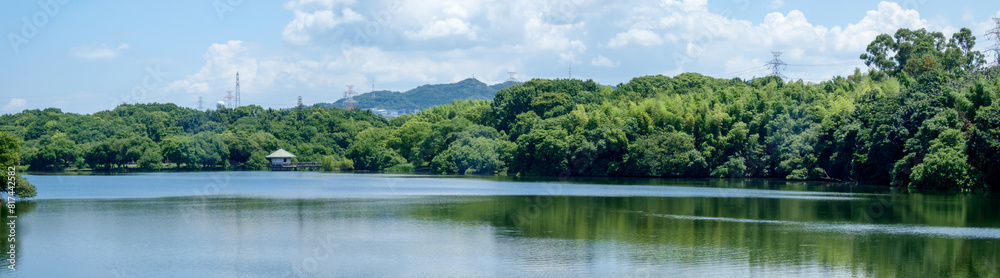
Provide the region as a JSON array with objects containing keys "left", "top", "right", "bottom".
[{"left": 2, "top": 172, "right": 999, "bottom": 277}]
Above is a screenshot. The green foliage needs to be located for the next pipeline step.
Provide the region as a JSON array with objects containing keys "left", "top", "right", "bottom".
[
  {"left": 491, "top": 79, "right": 601, "bottom": 131},
  {"left": 909, "top": 129, "right": 972, "bottom": 189},
  {"left": 711, "top": 156, "right": 747, "bottom": 178},
  {"left": 321, "top": 155, "right": 354, "bottom": 171},
  {"left": 0, "top": 133, "right": 19, "bottom": 164},
  {"left": 967, "top": 102, "right": 1000, "bottom": 189},
  {"left": 24, "top": 132, "right": 77, "bottom": 170},
  {"left": 245, "top": 151, "right": 270, "bottom": 171},
  {"left": 431, "top": 137, "right": 511, "bottom": 174},
  {"left": 0, "top": 132, "right": 37, "bottom": 198},
  {"left": 0, "top": 103, "right": 385, "bottom": 172},
  {"left": 160, "top": 135, "right": 195, "bottom": 168},
  {"left": 137, "top": 148, "right": 163, "bottom": 170},
  {"left": 627, "top": 132, "right": 705, "bottom": 177},
  {"left": 346, "top": 128, "right": 406, "bottom": 170},
  {"left": 860, "top": 28, "right": 985, "bottom": 78},
  {"left": 510, "top": 128, "right": 569, "bottom": 176}
]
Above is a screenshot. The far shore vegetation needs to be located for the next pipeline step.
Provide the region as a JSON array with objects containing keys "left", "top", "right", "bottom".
[{"left": 2, "top": 27, "right": 1000, "bottom": 195}]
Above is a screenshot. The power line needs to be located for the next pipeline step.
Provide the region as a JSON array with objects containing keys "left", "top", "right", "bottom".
[
  {"left": 721, "top": 66, "right": 769, "bottom": 78},
  {"left": 786, "top": 61, "right": 864, "bottom": 67}
]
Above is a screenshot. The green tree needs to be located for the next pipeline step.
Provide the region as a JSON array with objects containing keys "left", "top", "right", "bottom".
[
  {"left": 431, "top": 137, "right": 512, "bottom": 174},
  {"left": 909, "top": 129, "right": 972, "bottom": 189},
  {"left": 388, "top": 120, "right": 432, "bottom": 164},
  {"left": 510, "top": 128, "right": 569, "bottom": 176},
  {"left": 0, "top": 132, "right": 37, "bottom": 198},
  {"left": 967, "top": 103, "right": 1000, "bottom": 189},
  {"left": 244, "top": 151, "right": 270, "bottom": 171},
  {"left": 346, "top": 128, "right": 406, "bottom": 170},
  {"left": 137, "top": 148, "right": 163, "bottom": 170},
  {"left": 192, "top": 132, "right": 229, "bottom": 168},
  {"left": 160, "top": 135, "right": 194, "bottom": 168},
  {"left": 627, "top": 132, "right": 705, "bottom": 177},
  {"left": 860, "top": 28, "right": 985, "bottom": 78}
]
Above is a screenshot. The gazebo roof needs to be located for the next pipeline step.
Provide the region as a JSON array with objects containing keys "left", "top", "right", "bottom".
[{"left": 265, "top": 148, "right": 297, "bottom": 158}]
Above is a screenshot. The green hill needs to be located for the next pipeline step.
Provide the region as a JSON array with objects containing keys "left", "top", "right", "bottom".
[{"left": 323, "top": 78, "right": 519, "bottom": 110}]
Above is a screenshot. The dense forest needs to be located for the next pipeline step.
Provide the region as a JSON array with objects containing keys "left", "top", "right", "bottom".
[{"left": 1, "top": 27, "right": 999, "bottom": 195}]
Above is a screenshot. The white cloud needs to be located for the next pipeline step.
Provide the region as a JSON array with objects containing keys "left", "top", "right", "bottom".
[
  {"left": 166, "top": 40, "right": 258, "bottom": 94},
  {"left": 770, "top": 0, "right": 785, "bottom": 9},
  {"left": 598, "top": 0, "right": 940, "bottom": 81},
  {"left": 2, "top": 98, "right": 26, "bottom": 112},
  {"left": 559, "top": 52, "right": 578, "bottom": 64},
  {"left": 444, "top": 4, "right": 470, "bottom": 18},
  {"left": 405, "top": 18, "right": 478, "bottom": 40},
  {"left": 522, "top": 17, "right": 587, "bottom": 53},
  {"left": 70, "top": 43, "right": 129, "bottom": 59},
  {"left": 591, "top": 55, "right": 619, "bottom": 67},
  {"left": 827, "top": 1, "right": 928, "bottom": 52},
  {"left": 224, "top": 0, "right": 950, "bottom": 103},
  {"left": 282, "top": 0, "right": 355, "bottom": 11},
  {"left": 282, "top": 8, "right": 364, "bottom": 45},
  {"left": 605, "top": 29, "right": 665, "bottom": 48}
]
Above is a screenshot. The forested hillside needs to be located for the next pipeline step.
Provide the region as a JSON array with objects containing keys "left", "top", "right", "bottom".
[
  {"left": 324, "top": 78, "right": 519, "bottom": 110},
  {"left": 1, "top": 27, "right": 998, "bottom": 192}
]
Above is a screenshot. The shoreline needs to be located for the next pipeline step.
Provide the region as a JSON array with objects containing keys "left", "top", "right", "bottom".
[{"left": 20, "top": 169, "right": 988, "bottom": 195}]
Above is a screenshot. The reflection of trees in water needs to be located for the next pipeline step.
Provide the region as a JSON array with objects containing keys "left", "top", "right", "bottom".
[
  {"left": 5, "top": 192, "right": 996, "bottom": 276},
  {"left": 1, "top": 200, "right": 36, "bottom": 271},
  {"left": 405, "top": 194, "right": 1000, "bottom": 276}
]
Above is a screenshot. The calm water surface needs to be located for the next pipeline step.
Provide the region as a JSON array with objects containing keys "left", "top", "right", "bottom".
[{"left": 2, "top": 172, "right": 999, "bottom": 277}]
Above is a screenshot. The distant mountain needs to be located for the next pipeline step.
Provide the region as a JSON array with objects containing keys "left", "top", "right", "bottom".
[{"left": 321, "top": 78, "right": 520, "bottom": 110}]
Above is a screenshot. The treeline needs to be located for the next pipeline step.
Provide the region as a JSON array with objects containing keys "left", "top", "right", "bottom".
[
  {"left": 0, "top": 104, "right": 389, "bottom": 172},
  {"left": 1, "top": 27, "right": 998, "bottom": 191}
]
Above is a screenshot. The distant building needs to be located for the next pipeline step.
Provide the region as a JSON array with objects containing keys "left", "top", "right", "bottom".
[
  {"left": 366, "top": 108, "right": 421, "bottom": 118},
  {"left": 265, "top": 149, "right": 296, "bottom": 166}
]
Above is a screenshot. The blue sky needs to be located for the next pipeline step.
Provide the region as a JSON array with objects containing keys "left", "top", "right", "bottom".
[{"left": 2, "top": 0, "right": 999, "bottom": 114}]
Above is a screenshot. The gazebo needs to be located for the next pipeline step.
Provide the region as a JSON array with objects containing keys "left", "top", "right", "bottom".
[{"left": 265, "top": 149, "right": 296, "bottom": 166}]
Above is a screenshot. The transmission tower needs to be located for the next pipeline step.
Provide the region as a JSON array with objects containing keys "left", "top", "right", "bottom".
[
  {"left": 343, "top": 85, "right": 357, "bottom": 110},
  {"left": 766, "top": 51, "right": 787, "bottom": 79},
  {"left": 506, "top": 72, "right": 518, "bottom": 82},
  {"left": 197, "top": 97, "right": 204, "bottom": 110},
  {"left": 297, "top": 96, "right": 303, "bottom": 107},
  {"left": 234, "top": 72, "right": 241, "bottom": 107},
  {"left": 224, "top": 90, "right": 235, "bottom": 109},
  {"left": 987, "top": 17, "right": 1000, "bottom": 67},
  {"left": 569, "top": 65, "right": 572, "bottom": 79}
]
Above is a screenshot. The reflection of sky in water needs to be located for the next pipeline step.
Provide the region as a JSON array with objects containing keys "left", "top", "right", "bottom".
[
  {"left": 3, "top": 173, "right": 997, "bottom": 277},
  {"left": 23, "top": 172, "right": 870, "bottom": 201}
]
